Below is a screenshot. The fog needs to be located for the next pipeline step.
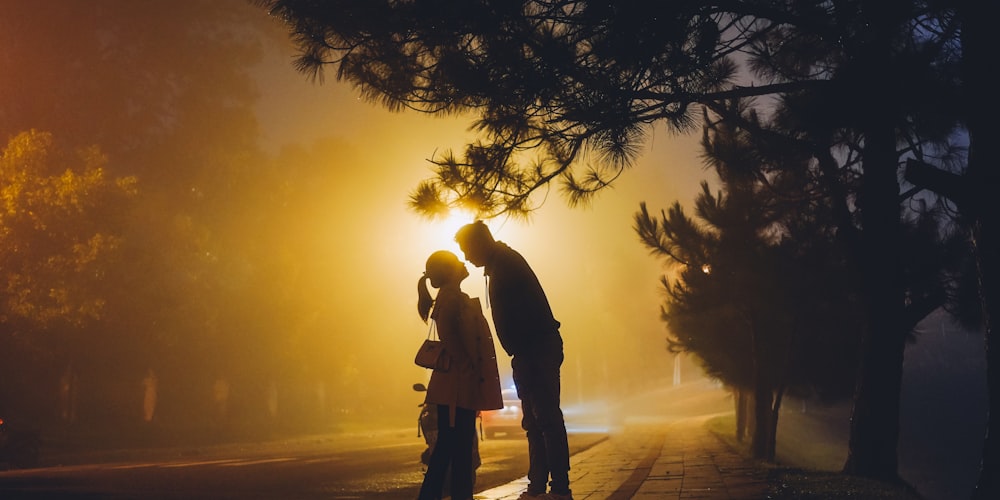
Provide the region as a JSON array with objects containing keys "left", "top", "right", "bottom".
[
  {"left": 1, "top": 5, "right": 992, "bottom": 500},
  {"left": 251, "top": 32, "right": 711, "bottom": 421},
  {"left": 260, "top": 13, "right": 724, "bottom": 421},
  {"left": 0, "top": 0, "right": 710, "bottom": 444}
]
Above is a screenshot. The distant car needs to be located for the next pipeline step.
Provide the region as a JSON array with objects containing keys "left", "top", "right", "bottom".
[{"left": 482, "top": 389, "right": 524, "bottom": 439}]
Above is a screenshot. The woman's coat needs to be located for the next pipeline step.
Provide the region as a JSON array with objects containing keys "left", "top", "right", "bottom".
[{"left": 425, "top": 287, "right": 504, "bottom": 424}]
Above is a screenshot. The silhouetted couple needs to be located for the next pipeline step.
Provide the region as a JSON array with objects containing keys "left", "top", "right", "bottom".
[{"left": 416, "top": 221, "right": 572, "bottom": 500}]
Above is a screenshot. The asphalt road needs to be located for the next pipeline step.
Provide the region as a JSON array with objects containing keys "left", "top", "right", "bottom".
[{"left": 0, "top": 428, "right": 607, "bottom": 499}]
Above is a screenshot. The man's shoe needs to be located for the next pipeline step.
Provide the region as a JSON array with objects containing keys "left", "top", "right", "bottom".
[
  {"left": 539, "top": 493, "right": 573, "bottom": 500},
  {"left": 535, "top": 493, "right": 573, "bottom": 500},
  {"left": 516, "top": 492, "right": 544, "bottom": 500}
]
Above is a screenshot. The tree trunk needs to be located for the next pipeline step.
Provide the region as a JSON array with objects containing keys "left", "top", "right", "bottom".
[
  {"left": 842, "top": 128, "right": 906, "bottom": 482},
  {"left": 749, "top": 383, "right": 784, "bottom": 462},
  {"left": 735, "top": 388, "right": 748, "bottom": 442},
  {"left": 142, "top": 368, "right": 158, "bottom": 423},
  {"left": 751, "top": 377, "right": 772, "bottom": 460},
  {"left": 959, "top": 1, "right": 1000, "bottom": 497},
  {"left": 767, "top": 386, "right": 785, "bottom": 462},
  {"left": 973, "top": 186, "right": 1000, "bottom": 500},
  {"left": 59, "top": 363, "right": 79, "bottom": 424},
  {"left": 842, "top": 0, "right": 907, "bottom": 481}
]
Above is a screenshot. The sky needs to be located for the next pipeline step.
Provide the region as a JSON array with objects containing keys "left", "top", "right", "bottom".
[{"left": 251, "top": 29, "right": 713, "bottom": 404}]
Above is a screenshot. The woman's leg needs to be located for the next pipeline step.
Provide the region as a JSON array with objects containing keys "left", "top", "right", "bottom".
[
  {"left": 418, "top": 404, "right": 454, "bottom": 500},
  {"left": 449, "top": 407, "right": 477, "bottom": 499}
]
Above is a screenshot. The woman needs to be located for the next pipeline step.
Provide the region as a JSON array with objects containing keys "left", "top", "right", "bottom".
[{"left": 416, "top": 250, "right": 503, "bottom": 500}]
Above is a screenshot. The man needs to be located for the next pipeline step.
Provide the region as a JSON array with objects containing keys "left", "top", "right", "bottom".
[{"left": 455, "top": 221, "right": 572, "bottom": 500}]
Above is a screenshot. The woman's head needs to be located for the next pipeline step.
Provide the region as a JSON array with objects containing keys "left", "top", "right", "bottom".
[
  {"left": 424, "top": 250, "right": 469, "bottom": 287},
  {"left": 417, "top": 250, "right": 469, "bottom": 322}
]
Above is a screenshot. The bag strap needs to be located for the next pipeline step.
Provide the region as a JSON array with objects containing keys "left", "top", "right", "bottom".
[{"left": 426, "top": 319, "right": 439, "bottom": 341}]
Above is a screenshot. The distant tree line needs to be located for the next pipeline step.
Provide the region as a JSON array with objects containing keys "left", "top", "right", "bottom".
[
  {"left": 0, "top": 1, "right": 388, "bottom": 448},
  {"left": 259, "top": 0, "right": 996, "bottom": 496}
]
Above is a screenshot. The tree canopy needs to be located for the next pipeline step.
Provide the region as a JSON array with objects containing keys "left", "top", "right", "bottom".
[
  {"left": 259, "top": 0, "right": 963, "bottom": 214},
  {"left": 0, "top": 130, "right": 136, "bottom": 332},
  {"left": 260, "top": 0, "right": 846, "bottom": 217}
]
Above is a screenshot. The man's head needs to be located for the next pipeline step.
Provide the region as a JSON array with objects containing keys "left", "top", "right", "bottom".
[{"left": 455, "top": 220, "right": 495, "bottom": 268}]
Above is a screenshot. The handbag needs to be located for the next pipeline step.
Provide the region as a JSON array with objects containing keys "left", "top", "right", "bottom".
[{"left": 414, "top": 320, "right": 450, "bottom": 371}]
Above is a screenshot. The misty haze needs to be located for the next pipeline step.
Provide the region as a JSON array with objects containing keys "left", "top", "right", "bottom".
[{"left": 0, "top": 2, "right": 991, "bottom": 500}]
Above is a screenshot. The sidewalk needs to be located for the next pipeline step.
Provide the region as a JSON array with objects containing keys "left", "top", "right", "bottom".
[{"left": 475, "top": 416, "right": 768, "bottom": 500}]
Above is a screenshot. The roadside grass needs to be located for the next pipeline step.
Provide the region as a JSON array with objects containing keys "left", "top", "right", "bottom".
[{"left": 707, "top": 414, "right": 924, "bottom": 499}]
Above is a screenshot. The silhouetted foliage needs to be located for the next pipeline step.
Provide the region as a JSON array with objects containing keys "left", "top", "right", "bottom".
[
  {"left": 258, "top": 0, "right": 829, "bottom": 218},
  {"left": 636, "top": 107, "right": 864, "bottom": 460}
]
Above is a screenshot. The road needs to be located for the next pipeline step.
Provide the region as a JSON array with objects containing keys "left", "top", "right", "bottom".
[{"left": 0, "top": 428, "right": 607, "bottom": 499}]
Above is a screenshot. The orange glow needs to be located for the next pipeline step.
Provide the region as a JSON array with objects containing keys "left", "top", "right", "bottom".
[
  {"left": 0, "top": 0, "right": 718, "bottom": 449},
  {"left": 421, "top": 209, "right": 478, "bottom": 257}
]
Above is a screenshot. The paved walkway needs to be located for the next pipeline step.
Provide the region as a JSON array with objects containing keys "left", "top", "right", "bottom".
[{"left": 475, "top": 416, "right": 769, "bottom": 500}]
